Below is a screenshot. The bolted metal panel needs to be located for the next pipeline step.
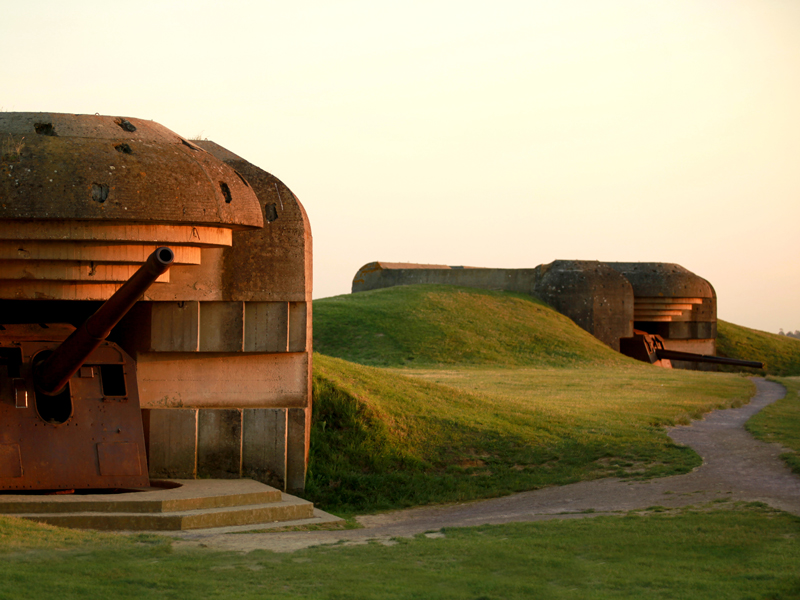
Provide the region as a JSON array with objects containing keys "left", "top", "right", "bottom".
[{"left": 0, "top": 331, "right": 149, "bottom": 491}]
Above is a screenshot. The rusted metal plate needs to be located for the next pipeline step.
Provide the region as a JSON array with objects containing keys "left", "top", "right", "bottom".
[
  {"left": 0, "top": 336, "right": 149, "bottom": 490},
  {"left": 0, "top": 113, "right": 263, "bottom": 230},
  {"left": 97, "top": 442, "right": 142, "bottom": 477},
  {"left": 0, "top": 444, "right": 23, "bottom": 478}
]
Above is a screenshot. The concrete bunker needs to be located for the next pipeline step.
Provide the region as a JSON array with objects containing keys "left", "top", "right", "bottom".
[
  {"left": 351, "top": 260, "right": 719, "bottom": 368},
  {"left": 0, "top": 112, "right": 312, "bottom": 492}
]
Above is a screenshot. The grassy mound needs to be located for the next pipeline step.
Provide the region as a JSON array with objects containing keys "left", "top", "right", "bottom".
[
  {"left": 717, "top": 320, "right": 800, "bottom": 376},
  {"left": 305, "top": 353, "right": 752, "bottom": 514},
  {"left": 313, "top": 285, "right": 629, "bottom": 368}
]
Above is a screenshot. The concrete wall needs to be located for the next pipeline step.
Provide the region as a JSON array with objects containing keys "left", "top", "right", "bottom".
[{"left": 115, "top": 142, "right": 313, "bottom": 492}]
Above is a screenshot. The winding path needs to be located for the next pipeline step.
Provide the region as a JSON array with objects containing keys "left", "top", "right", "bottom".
[{"left": 175, "top": 378, "right": 800, "bottom": 552}]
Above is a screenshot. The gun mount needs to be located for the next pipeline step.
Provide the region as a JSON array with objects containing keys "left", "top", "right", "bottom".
[
  {"left": 620, "top": 330, "right": 763, "bottom": 370},
  {"left": 0, "top": 248, "right": 173, "bottom": 491}
]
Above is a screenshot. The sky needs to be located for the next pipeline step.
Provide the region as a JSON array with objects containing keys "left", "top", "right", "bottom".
[{"left": 2, "top": 0, "right": 798, "bottom": 333}]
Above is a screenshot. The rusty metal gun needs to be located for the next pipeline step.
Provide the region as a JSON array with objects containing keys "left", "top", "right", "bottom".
[
  {"left": 34, "top": 247, "right": 174, "bottom": 395},
  {"left": 0, "top": 247, "right": 173, "bottom": 491},
  {"left": 654, "top": 348, "right": 762, "bottom": 369},
  {"left": 620, "top": 330, "right": 763, "bottom": 370}
]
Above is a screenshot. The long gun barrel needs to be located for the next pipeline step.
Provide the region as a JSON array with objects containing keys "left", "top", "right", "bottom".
[
  {"left": 655, "top": 349, "right": 763, "bottom": 370},
  {"left": 35, "top": 247, "right": 174, "bottom": 395}
]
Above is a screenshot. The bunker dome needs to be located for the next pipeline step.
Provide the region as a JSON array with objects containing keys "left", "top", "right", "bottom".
[{"left": 0, "top": 113, "right": 312, "bottom": 492}]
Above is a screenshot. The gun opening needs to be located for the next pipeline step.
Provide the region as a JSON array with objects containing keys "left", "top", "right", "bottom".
[{"left": 33, "top": 350, "right": 73, "bottom": 424}]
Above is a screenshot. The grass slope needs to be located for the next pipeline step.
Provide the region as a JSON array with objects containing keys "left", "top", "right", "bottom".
[
  {"left": 306, "top": 354, "right": 752, "bottom": 514},
  {"left": 717, "top": 320, "right": 800, "bottom": 376},
  {"left": 313, "top": 285, "right": 630, "bottom": 367}
]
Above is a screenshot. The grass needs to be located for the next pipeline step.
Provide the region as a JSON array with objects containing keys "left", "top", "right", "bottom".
[
  {"left": 0, "top": 503, "right": 798, "bottom": 599},
  {"left": 305, "top": 354, "right": 753, "bottom": 514},
  {"left": 747, "top": 376, "right": 800, "bottom": 475},
  {"left": 313, "top": 285, "right": 631, "bottom": 367},
  {"left": 306, "top": 285, "right": 769, "bottom": 514},
  {"left": 717, "top": 320, "right": 800, "bottom": 376},
  {"left": 0, "top": 134, "right": 25, "bottom": 163}
]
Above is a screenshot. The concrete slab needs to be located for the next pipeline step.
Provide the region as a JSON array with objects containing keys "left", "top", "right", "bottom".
[
  {"left": 0, "top": 479, "right": 277, "bottom": 513},
  {"left": 0, "top": 479, "right": 320, "bottom": 531}
]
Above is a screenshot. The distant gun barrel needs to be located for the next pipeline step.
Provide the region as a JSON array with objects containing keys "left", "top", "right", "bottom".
[
  {"left": 35, "top": 247, "right": 174, "bottom": 395},
  {"left": 655, "top": 349, "right": 763, "bottom": 370}
]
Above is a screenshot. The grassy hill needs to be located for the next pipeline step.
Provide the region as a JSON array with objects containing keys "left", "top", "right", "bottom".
[
  {"left": 313, "top": 285, "right": 630, "bottom": 368},
  {"left": 306, "top": 353, "right": 752, "bottom": 513},
  {"left": 305, "top": 285, "right": 800, "bottom": 513},
  {"left": 717, "top": 320, "right": 800, "bottom": 376},
  {"left": 306, "top": 284, "right": 758, "bottom": 513}
]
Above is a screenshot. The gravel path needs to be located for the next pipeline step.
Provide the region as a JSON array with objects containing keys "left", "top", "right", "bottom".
[{"left": 174, "top": 378, "right": 799, "bottom": 553}]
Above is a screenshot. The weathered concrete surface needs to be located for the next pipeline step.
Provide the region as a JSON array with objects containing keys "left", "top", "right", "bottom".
[
  {"left": 197, "top": 410, "right": 243, "bottom": 479},
  {"left": 169, "top": 379, "right": 800, "bottom": 552},
  {"left": 136, "top": 352, "right": 309, "bottom": 409},
  {"left": 0, "top": 113, "right": 263, "bottom": 228},
  {"left": 530, "top": 260, "right": 633, "bottom": 351},
  {"left": 195, "top": 140, "right": 312, "bottom": 305},
  {"left": 143, "top": 409, "right": 198, "bottom": 479},
  {"left": 0, "top": 479, "right": 328, "bottom": 531}
]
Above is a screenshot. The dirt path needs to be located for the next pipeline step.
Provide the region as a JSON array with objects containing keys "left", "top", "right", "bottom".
[{"left": 174, "top": 378, "right": 800, "bottom": 553}]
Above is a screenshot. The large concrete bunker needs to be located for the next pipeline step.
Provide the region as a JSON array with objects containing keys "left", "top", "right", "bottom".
[
  {"left": 352, "top": 260, "right": 718, "bottom": 366},
  {"left": 0, "top": 113, "right": 312, "bottom": 492}
]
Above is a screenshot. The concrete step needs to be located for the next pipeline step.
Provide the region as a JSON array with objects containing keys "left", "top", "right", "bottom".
[{"left": 0, "top": 479, "right": 328, "bottom": 531}]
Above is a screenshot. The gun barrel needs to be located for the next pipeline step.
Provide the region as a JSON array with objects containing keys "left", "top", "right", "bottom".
[
  {"left": 655, "top": 349, "right": 763, "bottom": 369},
  {"left": 35, "top": 247, "right": 174, "bottom": 395}
]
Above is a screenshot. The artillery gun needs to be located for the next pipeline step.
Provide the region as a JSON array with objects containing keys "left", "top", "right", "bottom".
[
  {"left": 620, "top": 330, "right": 763, "bottom": 370},
  {"left": 0, "top": 248, "right": 173, "bottom": 491}
]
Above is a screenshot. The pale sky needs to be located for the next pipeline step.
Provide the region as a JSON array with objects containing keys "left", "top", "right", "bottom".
[{"left": 2, "top": 0, "right": 798, "bottom": 332}]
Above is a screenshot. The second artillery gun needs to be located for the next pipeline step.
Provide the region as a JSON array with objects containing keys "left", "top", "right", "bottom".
[
  {"left": 0, "top": 248, "right": 174, "bottom": 491},
  {"left": 619, "top": 330, "right": 763, "bottom": 370}
]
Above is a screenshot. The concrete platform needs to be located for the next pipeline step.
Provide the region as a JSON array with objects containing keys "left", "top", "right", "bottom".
[{"left": 0, "top": 479, "right": 339, "bottom": 531}]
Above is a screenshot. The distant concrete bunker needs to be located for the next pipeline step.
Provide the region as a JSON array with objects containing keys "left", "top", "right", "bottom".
[
  {"left": 352, "top": 260, "right": 717, "bottom": 367},
  {"left": 0, "top": 113, "right": 312, "bottom": 492}
]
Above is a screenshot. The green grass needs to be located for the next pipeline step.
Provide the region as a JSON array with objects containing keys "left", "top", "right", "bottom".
[
  {"left": 747, "top": 376, "right": 800, "bottom": 475},
  {"left": 1, "top": 503, "right": 798, "bottom": 599},
  {"left": 313, "top": 285, "right": 630, "bottom": 367},
  {"left": 305, "top": 354, "right": 753, "bottom": 514},
  {"left": 0, "top": 514, "right": 124, "bottom": 551},
  {"left": 717, "top": 320, "right": 800, "bottom": 376},
  {"left": 307, "top": 285, "right": 762, "bottom": 514}
]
